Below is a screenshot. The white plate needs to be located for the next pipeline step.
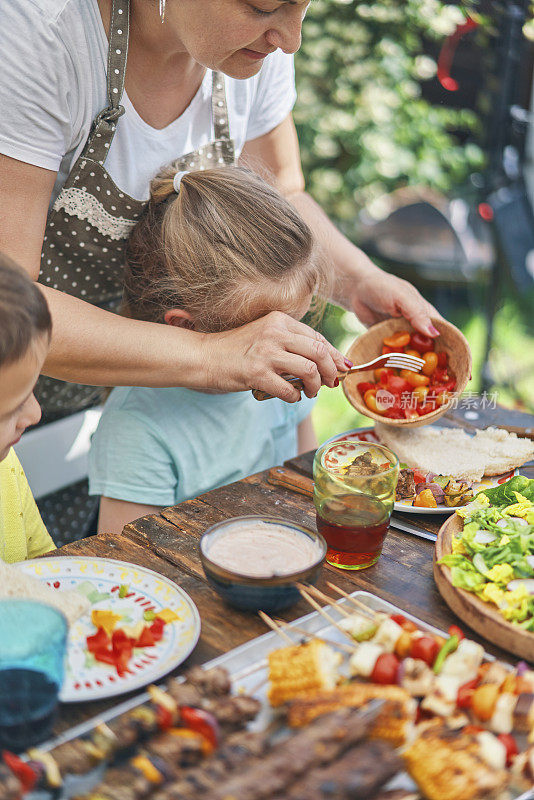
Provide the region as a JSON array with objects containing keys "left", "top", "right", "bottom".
[
  {"left": 326, "top": 427, "right": 518, "bottom": 515},
  {"left": 19, "top": 557, "right": 201, "bottom": 703}
]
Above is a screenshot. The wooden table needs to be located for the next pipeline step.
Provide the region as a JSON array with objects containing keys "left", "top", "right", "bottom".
[{"left": 53, "top": 401, "right": 534, "bottom": 734}]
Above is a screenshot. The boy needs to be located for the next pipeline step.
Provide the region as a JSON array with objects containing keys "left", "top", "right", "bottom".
[{"left": 0, "top": 253, "right": 55, "bottom": 561}]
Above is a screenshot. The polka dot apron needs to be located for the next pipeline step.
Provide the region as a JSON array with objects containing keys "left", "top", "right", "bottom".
[{"left": 36, "top": 0, "right": 236, "bottom": 420}]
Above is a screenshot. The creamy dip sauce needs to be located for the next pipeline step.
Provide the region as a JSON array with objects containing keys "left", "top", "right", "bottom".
[{"left": 205, "top": 521, "right": 321, "bottom": 578}]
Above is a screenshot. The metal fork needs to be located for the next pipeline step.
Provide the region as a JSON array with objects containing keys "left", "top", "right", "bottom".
[{"left": 252, "top": 352, "right": 425, "bottom": 401}]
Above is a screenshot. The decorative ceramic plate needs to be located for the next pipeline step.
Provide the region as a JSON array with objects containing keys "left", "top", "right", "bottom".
[
  {"left": 19, "top": 557, "right": 201, "bottom": 703},
  {"left": 327, "top": 428, "right": 517, "bottom": 515}
]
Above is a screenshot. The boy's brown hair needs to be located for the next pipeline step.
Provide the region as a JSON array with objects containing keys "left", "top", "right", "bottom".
[
  {"left": 124, "top": 166, "right": 330, "bottom": 332},
  {"left": 0, "top": 253, "right": 52, "bottom": 367}
]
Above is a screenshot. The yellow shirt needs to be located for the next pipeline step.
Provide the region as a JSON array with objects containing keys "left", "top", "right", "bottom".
[{"left": 0, "top": 448, "right": 55, "bottom": 563}]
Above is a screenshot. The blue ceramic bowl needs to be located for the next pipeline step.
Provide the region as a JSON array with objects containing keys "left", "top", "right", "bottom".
[{"left": 199, "top": 516, "right": 326, "bottom": 613}]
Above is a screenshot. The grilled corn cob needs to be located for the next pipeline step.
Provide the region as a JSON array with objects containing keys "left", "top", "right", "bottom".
[
  {"left": 287, "top": 683, "right": 416, "bottom": 746},
  {"left": 403, "top": 724, "right": 509, "bottom": 800},
  {"left": 267, "top": 639, "right": 342, "bottom": 707}
]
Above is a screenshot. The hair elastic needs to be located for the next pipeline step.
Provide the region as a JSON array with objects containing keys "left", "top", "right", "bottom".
[{"left": 173, "top": 171, "right": 189, "bottom": 193}]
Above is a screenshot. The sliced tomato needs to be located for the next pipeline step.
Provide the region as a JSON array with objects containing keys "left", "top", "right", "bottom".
[
  {"left": 382, "top": 345, "right": 396, "bottom": 354},
  {"left": 497, "top": 733, "right": 519, "bottom": 766},
  {"left": 370, "top": 653, "right": 400, "bottom": 685},
  {"left": 180, "top": 707, "right": 220, "bottom": 750},
  {"left": 374, "top": 367, "right": 393, "bottom": 383},
  {"left": 390, "top": 614, "right": 407, "bottom": 626},
  {"left": 135, "top": 626, "right": 156, "bottom": 648},
  {"left": 456, "top": 677, "right": 479, "bottom": 709},
  {"left": 400, "top": 369, "right": 430, "bottom": 388},
  {"left": 384, "top": 405, "right": 405, "bottom": 420},
  {"left": 357, "top": 381, "right": 376, "bottom": 395},
  {"left": 383, "top": 331, "right": 411, "bottom": 349},
  {"left": 150, "top": 618, "right": 166, "bottom": 642},
  {"left": 432, "top": 366, "right": 449, "bottom": 384},
  {"left": 410, "top": 332, "right": 435, "bottom": 354},
  {"left": 386, "top": 376, "right": 412, "bottom": 395},
  {"left": 436, "top": 351, "right": 447, "bottom": 368},
  {"left": 417, "top": 403, "right": 435, "bottom": 417},
  {"left": 410, "top": 636, "right": 440, "bottom": 667}
]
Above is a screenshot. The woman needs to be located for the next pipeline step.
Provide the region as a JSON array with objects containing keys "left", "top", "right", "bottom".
[{"left": 0, "top": 0, "right": 439, "bottom": 414}]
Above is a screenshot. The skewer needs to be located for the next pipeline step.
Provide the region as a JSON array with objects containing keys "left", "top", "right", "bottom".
[
  {"left": 326, "top": 581, "right": 379, "bottom": 618},
  {"left": 301, "top": 584, "right": 353, "bottom": 618},
  {"left": 273, "top": 618, "right": 356, "bottom": 654},
  {"left": 296, "top": 584, "right": 358, "bottom": 644},
  {"left": 258, "top": 610, "right": 295, "bottom": 645}
]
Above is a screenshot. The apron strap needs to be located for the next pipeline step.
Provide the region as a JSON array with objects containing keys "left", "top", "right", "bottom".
[
  {"left": 82, "top": 0, "right": 130, "bottom": 165},
  {"left": 211, "top": 72, "right": 232, "bottom": 142}
]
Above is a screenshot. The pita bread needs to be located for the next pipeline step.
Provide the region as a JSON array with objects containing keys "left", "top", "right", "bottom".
[{"left": 0, "top": 560, "right": 90, "bottom": 624}]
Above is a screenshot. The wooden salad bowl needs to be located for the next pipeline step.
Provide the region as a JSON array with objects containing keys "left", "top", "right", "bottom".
[
  {"left": 434, "top": 513, "right": 534, "bottom": 661},
  {"left": 343, "top": 317, "right": 472, "bottom": 428}
]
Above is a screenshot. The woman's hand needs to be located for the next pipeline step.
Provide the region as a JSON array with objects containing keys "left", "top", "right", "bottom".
[
  {"left": 348, "top": 269, "right": 442, "bottom": 338},
  {"left": 201, "top": 311, "right": 349, "bottom": 402}
]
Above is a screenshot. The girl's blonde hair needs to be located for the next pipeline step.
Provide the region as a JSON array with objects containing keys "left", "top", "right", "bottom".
[{"left": 124, "top": 166, "right": 329, "bottom": 332}]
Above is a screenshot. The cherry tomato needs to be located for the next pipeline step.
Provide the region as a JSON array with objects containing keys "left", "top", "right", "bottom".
[
  {"left": 404, "top": 408, "right": 420, "bottom": 421},
  {"left": 400, "top": 369, "right": 430, "bottom": 388},
  {"left": 410, "top": 636, "right": 440, "bottom": 666},
  {"left": 456, "top": 678, "right": 479, "bottom": 709},
  {"left": 497, "top": 733, "right": 519, "bottom": 766},
  {"left": 436, "top": 351, "right": 447, "bottom": 368},
  {"left": 417, "top": 402, "right": 436, "bottom": 416},
  {"left": 448, "top": 624, "right": 464, "bottom": 641},
  {"left": 364, "top": 388, "right": 382, "bottom": 414},
  {"left": 370, "top": 653, "right": 400, "bottom": 685},
  {"left": 421, "top": 352, "right": 438, "bottom": 376},
  {"left": 382, "top": 345, "right": 396, "bottom": 354},
  {"left": 357, "top": 381, "right": 376, "bottom": 395},
  {"left": 374, "top": 367, "right": 393, "bottom": 383},
  {"left": 410, "top": 332, "right": 435, "bottom": 354},
  {"left": 404, "top": 348, "right": 421, "bottom": 359},
  {"left": 383, "top": 331, "right": 411, "bottom": 349},
  {"left": 432, "top": 366, "right": 449, "bottom": 383},
  {"left": 412, "top": 386, "right": 428, "bottom": 404}
]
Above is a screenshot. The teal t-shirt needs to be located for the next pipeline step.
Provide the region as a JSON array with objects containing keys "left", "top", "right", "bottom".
[{"left": 89, "top": 387, "right": 315, "bottom": 507}]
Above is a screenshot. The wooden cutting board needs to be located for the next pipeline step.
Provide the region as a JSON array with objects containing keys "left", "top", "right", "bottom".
[{"left": 434, "top": 514, "right": 534, "bottom": 662}]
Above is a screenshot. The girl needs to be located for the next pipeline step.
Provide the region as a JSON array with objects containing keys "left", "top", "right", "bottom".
[{"left": 89, "top": 166, "right": 330, "bottom": 534}]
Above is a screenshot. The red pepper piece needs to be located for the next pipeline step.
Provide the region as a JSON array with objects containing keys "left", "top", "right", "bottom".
[
  {"left": 356, "top": 381, "right": 376, "bottom": 395},
  {"left": 497, "top": 733, "right": 519, "bottom": 766},
  {"left": 150, "top": 618, "right": 165, "bottom": 642},
  {"left": 456, "top": 677, "right": 479, "bottom": 709},
  {"left": 2, "top": 751, "right": 38, "bottom": 792},
  {"left": 86, "top": 627, "right": 110, "bottom": 654},
  {"left": 135, "top": 626, "right": 156, "bottom": 648},
  {"left": 180, "top": 707, "right": 220, "bottom": 751},
  {"left": 157, "top": 705, "right": 174, "bottom": 731}
]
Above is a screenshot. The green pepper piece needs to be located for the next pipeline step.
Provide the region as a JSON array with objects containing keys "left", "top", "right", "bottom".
[
  {"left": 354, "top": 623, "right": 378, "bottom": 642},
  {"left": 433, "top": 633, "right": 459, "bottom": 674},
  {"left": 119, "top": 584, "right": 129, "bottom": 598},
  {"left": 143, "top": 609, "right": 156, "bottom": 622}
]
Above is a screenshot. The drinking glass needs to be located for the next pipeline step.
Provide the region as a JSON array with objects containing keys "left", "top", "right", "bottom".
[
  {"left": 0, "top": 600, "right": 68, "bottom": 751},
  {"left": 313, "top": 439, "right": 399, "bottom": 570}
]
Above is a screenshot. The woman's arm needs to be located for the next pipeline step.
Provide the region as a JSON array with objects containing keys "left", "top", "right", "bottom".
[
  {"left": 297, "top": 414, "right": 318, "bottom": 455},
  {"left": 241, "top": 116, "right": 441, "bottom": 338},
  {"left": 0, "top": 154, "right": 347, "bottom": 401}
]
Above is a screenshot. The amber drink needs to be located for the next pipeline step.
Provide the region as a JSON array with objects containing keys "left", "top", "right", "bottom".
[{"left": 313, "top": 440, "right": 399, "bottom": 569}]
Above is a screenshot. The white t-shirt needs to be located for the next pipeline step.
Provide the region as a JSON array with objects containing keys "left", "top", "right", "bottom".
[{"left": 0, "top": 0, "right": 297, "bottom": 204}]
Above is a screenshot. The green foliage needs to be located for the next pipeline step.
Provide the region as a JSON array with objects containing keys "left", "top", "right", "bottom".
[{"left": 294, "top": 0, "right": 485, "bottom": 230}]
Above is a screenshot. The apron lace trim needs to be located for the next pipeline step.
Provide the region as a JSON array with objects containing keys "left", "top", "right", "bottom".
[{"left": 53, "top": 187, "right": 137, "bottom": 241}]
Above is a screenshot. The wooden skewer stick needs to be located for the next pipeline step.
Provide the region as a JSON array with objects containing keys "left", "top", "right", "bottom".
[
  {"left": 301, "top": 583, "right": 353, "bottom": 618},
  {"left": 258, "top": 610, "right": 295, "bottom": 645},
  {"left": 326, "top": 581, "right": 379, "bottom": 618},
  {"left": 273, "top": 618, "right": 356, "bottom": 654},
  {"left": 296, "top": 584, "right": 358, "bottom": 644}
]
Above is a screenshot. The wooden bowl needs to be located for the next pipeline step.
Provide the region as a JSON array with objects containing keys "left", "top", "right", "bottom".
[
  {"left": 343, "top": 317, "right": 472, "bottom": 428},
  {"left": 434, "top": 513, "right": 534, "bottom": 660}
]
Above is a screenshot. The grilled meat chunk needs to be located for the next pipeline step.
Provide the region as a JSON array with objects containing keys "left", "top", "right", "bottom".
[
  {"left": 396, "top": 469, "right": 415, "bottom": 501},
  {"left": 145, "top": 729, "right": 205, "bottom": 769},
  {"left": 165, "top": 680, "right": 204, "bottom": 708},
  {"left": 209, "top": 705, "right": 379, "bottom": 800},
  {"left": 85, "top": 764, "right": 153, "bottom": 800},
  {"left": 50, "top": 739, "right": 102, "bottom": 775},
  {"left": 274, "top": 739, "right": 402, "bottom": 800},
  {"left": 184, "top": 666, "right": 232, "bottom": 697},
  {"left": 206, "top": 694, "right": 262, "bottom": 730}
]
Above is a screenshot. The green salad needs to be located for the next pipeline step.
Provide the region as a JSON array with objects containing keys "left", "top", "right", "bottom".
[{"left": 438, "top": 476, "right": 534, "bottom": 629}]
